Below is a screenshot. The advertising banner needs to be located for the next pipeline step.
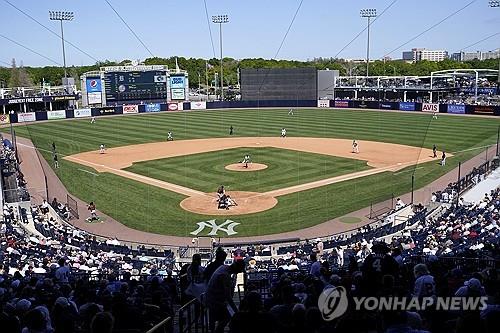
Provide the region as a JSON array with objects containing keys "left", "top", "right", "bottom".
[
  {"left": 472, "top": 105, "right": 495, "bottom": 115},
  {"left": 399, "top": 102, "right": 416, "bottom": 111},
  {"left": 17, "top": 112, "right": 36, "bottom": 123},
  {"left": 447, "top": 104, "right": 466, "bottom": 114},
  {"left": 317, "top": 100, "right": 330, "bottom": 108},
  {"left": 145, "top": 103, "right": 161, "bottom": 112},
  {"left": 47, "top": 110, "right": 66, "bottom": 120},
  {"left": 170, "top": 76, "right": 186, "bottom": 89},
  {"left": 422, "top": 103, "right": 439, "bottom": 113},
  {"left": 0, "top": 114, "right": 9, "bottom": 124},
  {"left": 334, "top": 100, "right": 349, "bottom": 108},
  {"left": 99, "top": 107, "right": 116, "bottom": 115},
  {"left": 168, "top": 103, "right": 183, "bottom": 111},
  {"left": 87, "top": 92, "right": 102, "bottom": 105},
  {"left": 190, "top": 101, "right": 206, "bottom": 110},
  {"left": 86, "top": 78, "right": 102, "bottom": 93},
  {"left": 122, "top": 104, "right": 139, "bottom": 114},
  {"left": 2, "top": 97, "right": 43, "bottom": 105},
  {"left": 74, "top": 108, "right": 92, "bottom": 118},
  {"left": 379, "top": 102, "right": 398, "bottom": 110},
  {"left": 171, "top": 88, "right": 185, "bottom": 100}
]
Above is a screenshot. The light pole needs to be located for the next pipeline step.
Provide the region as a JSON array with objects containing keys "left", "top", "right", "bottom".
[
  {"left": 212, "top": 14, "right": 229, "bottom": 101},
  {"left": 360, "top": 8, "right": 377, "bottom": 77},
  {"left": 489, "top": 1, "right": 499, "bottom": 89},
  {"left": 49, "top": 11, "right": 74, "bottom": 78}
]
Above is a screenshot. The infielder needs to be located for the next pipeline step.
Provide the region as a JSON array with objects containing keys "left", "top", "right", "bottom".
[
  {"left": 441, "top": 151, "right": 446, "bottom": 166},
  {"left": 352, "top": 140, "right": 359, "bottom": 153},
  {"left": 167, "top": 131, "right": 173, "bottom": 141},
  {"left": 281, "top": 128, "right": 287, "bottom": 138},
  {"left": 432, "top": 144, "right": 437, "bottom": 158},
  {"left": 99, "top": 144, "right": 106, "bottom": 154},
  {"left": 241, "top": 154, "right": 251, "bottom": 168}
]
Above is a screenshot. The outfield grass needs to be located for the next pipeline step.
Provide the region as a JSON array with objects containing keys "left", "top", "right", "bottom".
[
  {"left": 125, "top": 147, "right": 371, "bottom": 192},
  {"left": 8, "top": 108, "right": 499, "bottom": 237}
]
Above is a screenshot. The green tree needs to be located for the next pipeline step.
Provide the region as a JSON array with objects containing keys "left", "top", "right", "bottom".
[{"left": 8, "top": 58, "right": 20, "bottom": 88}]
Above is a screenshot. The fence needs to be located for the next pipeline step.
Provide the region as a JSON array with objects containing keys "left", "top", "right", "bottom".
[
  {"left": 146, "top": 316, "right": 172, "bottom": 333},
  {"left": 66, "top": 193, "right": 79, "bottom": 218},
  {"left": 178, "top": 295, "right": 209, "bottom": 333}
]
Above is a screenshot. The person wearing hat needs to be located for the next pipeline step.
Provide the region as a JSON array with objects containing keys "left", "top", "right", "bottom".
[
  {"left": 413, "top": 263, "right": 436, "bottom": 298},
  {"left": 361, "top": 241, "right": 399, "bottom": 293},
  {"left": 455, "top": 278, "right": 486, "bottom": 297}
]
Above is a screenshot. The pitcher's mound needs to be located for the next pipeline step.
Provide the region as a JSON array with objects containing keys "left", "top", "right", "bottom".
[
  {"left": 225, "top": 163, "right": 268, "bottom": 171},
  {"left": 180, "top": 191, "right": 277, "bottom": 215}
]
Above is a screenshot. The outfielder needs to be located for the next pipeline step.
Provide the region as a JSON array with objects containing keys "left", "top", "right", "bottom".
[
  {"left": 432, "top": 111, "right": 438, "bottom": 120},
  {"left": 352, "top": 140, "right": 359, "bottom": 153},
  {"left": 91, "top": 116, "right": 96, "bottom": 124},
  {"left": 288, "top": 108, "right": 294, "bottom": 115},
  {"left": 281, "top": 128, "right": 287, "bottom": 138},
  {"left": 99, "top": 144, "right": 106, "bottom": 154}
]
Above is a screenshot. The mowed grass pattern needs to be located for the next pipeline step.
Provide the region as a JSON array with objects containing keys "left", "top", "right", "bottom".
[
  {"left": 125, "top": 147, "right": 371, "bottom": 192},
  {"left": 9, "top": 108, "right": 500, "bottom": 237}
]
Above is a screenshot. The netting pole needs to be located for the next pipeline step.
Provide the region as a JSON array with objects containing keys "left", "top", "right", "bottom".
[{"left": 457, "top": 162, "right": 461, "bottom": 205}]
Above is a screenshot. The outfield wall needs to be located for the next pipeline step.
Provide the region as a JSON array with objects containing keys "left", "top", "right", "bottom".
[{"left": 5, "top": 100, "right": 500, "bottom": 123}]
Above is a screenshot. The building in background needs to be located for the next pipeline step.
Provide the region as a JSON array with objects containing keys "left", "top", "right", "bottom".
[
  {"left": 450, "top": 49, "right": 500, "bottom": 62},
  {"left": 402, "top": 48, "right": 448, "bottom": 62}
]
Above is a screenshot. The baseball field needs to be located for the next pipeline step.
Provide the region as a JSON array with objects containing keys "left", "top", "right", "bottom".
[{"left": 9, "top": 108, "right": 499, "bottom": 237}]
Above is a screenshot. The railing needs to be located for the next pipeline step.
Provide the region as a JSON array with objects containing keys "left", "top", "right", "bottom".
[
  {"left": 178, "top": 295, "right": 209, "bottom": 333},
  {"left": 146, "top": 316, "right": 172, "bottom": 333}
]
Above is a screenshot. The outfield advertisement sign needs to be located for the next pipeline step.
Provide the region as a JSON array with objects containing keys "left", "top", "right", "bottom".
[
  {"left": 472, "top": 105, "right": 495, "bottom": 115},
  {"left": 122, "top": 105, "right": 139, "bottom": 114},
  {"left": 0, "top": 114, "right": 9, "bottom": 124},
  {"left": 99, "top": 107, "right": 116, "bottom": 115},
  {"left": 190, "top": 101, "right": 206, "bottom": 110},
  {"left": 447, "top": 104, "right": 466, "bottom": 114},
  {"left": 399, "top": 102, "right": 416, "bottom": 111},
  {"left": 379, "top": 102, "right": 397, "bottom": 110},
  {"left": 145, "top": 103, "right": 161, "bottom": 112},
  {"left": 87, "top": 92, "right": 102, "bottom": 105},
  {"left": 334, "top": 100, "right": 349, "bottom": 108},
  {"left": 422, "top": 103, "right": 439, "bottom": 113},
  {"left": 86, "top": 78, "right": 102, "bottom": 93},
  {"left": 171, "top": 88, "right": 185, "bottom": 100},
  {"left": 17, "top": 112, "right": 36, "bottom": 122},
  {"left": 317, "top": 100, "right": 330, "bottom": 108},
  {"left": 167, "top": 103, "right": 183, "bottom": 111},
  {"left": 74, "top": 108, "right": 92, "bottom": 118},
  {"left": 47, "top": 110, "right": 66, "bottom": 120}
]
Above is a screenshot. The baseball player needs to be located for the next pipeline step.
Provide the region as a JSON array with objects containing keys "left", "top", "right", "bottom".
[
  {"left": 91, "top": 116, "right": 96, "bottom": 124},
  {"left": 432, "top": 111, "right": 438, "bottom": 120},
  {"left": 99, "top": 144, "right": 106, "bottom": 154},
  {"left": 229, "top": 125, "right": 234, "bottom": 135},
  {"left": 242, "top": 154, "right": 251, "bottom": 168},
  {"left": 167, "top": 131, "right": 173, "bottom": 141},
  {"left": 352, "top": 140, "right": 359, "bottom": 153},
  {"left": 53, "top": 153, "right": 59, "bottom": 169},
  {"left": 441, "top": 151, "right": 446, "bottom": 166},
  {"left": 288, "top": 108, "right": 294, "bottom": 116},
  {"left": 281, "top": 128, "right": 287, "bottom": 138},
  {"left": 432, "top": 144, "right": 437, "bottom": 158},
  {"left": 52, "top": 142, "right": 56, "bottom": 153}
]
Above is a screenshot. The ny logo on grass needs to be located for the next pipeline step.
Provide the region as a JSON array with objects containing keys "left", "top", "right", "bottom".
[{"left": 190, "top": 219, "right": 240, "bottom": 236}]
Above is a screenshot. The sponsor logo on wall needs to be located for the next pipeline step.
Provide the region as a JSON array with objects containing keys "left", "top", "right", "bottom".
[
  {"left": 122, "top": 104, "right": 138, "bottom": 114},
  {"left": 447, "top": 104, "right": 466, "bottom": 114},
  {"left": 317, "top": 100, "right": 330, "bottom": 108},
  {"left": 145, "top": 103, "right": 161, "bottom": 112},
  {"left": 399, "top": 102, "right": 416, "bottom": 111},
  {"left": 190, "top": 101, "right": 206, "bottom": 110},
  {"left": 473, "top": 106, "right": 494, "bottom": 115},
  {"left": 99, "top": 107, "right": 115, "bottom": 115},
  {"left": 168, "top": 103, "right": 179, "bottom": 111},
  {"left": 74, "top": 108, "right": 92, "bottom": 118},
  {"left": 17, "top": 112, "right": 36, "bottom": 122},
  {"left": 334, "top": 100, "right": 349, "bottom": 108},
  {"left": 422, "top": 103, "right": 439, "bottom": 113},
  {"left": 47, "top": 110, "right": 66, "bottom": 120},
  {"left": 379, "top": 103, "right": 394, "bottom": 110},
  {"left": 87, "top": 92, "right": 102, "bottom": 105},
  {"left": 0, "top": 114, "right": 10, "bottom": 124}
]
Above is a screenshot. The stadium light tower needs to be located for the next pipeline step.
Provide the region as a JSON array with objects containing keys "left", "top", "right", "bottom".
[
  {"left": 49, "top": 11, "right": 74, "bottom": 78},
  {"left": 360, "top": 8, "right": 377, "bottom": 77},
  {"left": 212, "top": 14, "right": 229, "bottom": 101},
  {"left": 489, "top": 1, "right": 499, "bottom": 90}
]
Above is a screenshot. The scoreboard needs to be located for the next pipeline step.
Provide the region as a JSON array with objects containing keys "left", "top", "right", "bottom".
[{"left": 103, "top": 71, "right": 168, "bottom": 102}]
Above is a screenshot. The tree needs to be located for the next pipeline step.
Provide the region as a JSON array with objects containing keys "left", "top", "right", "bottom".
[{"left": 18, "top": 61, "right": 33, "bottom": 87}]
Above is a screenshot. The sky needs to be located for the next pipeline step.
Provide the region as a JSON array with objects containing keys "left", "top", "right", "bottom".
[{"left": 0, "top": 0, "right": 499, "bottom": 67}]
